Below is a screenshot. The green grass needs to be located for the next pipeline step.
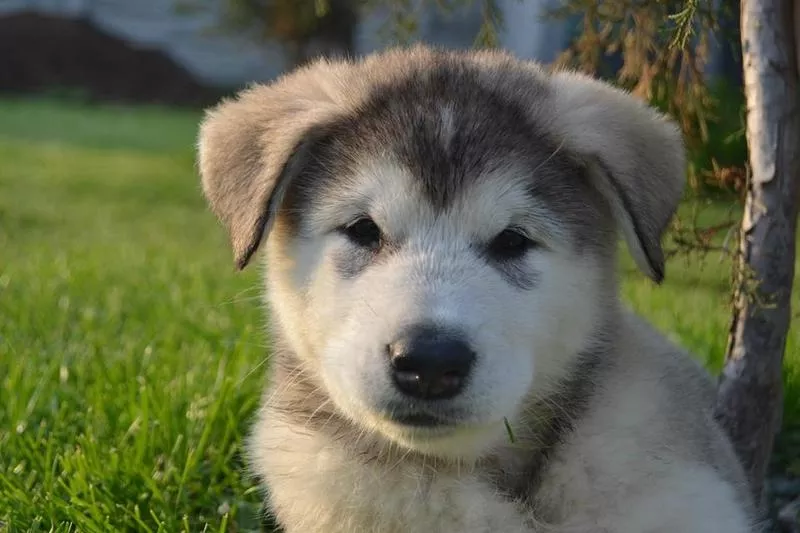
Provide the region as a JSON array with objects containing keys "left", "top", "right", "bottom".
[{"left": 0, "top": 98, "right": 798, "bottom": 532}]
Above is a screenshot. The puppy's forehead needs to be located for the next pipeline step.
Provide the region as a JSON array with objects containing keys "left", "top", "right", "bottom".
[
  {"left": 341, "top": 63, "right": 575, "bottom": 209},
  {"left": 283, "top": 62, "right": 611, "bottom": 246}
]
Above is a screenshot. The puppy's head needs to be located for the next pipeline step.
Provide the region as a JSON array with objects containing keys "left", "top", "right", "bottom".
[{"left": 198, "top": 47, "right": 685, "bottom": 459}]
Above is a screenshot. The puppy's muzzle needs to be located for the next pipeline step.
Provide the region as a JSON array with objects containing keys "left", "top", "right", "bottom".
[{"left": 387, "top": 325, "right": 475, "bottom": 401}]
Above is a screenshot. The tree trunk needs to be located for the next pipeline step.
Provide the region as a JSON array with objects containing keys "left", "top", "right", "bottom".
[{"left": 713, "top": 0, "right": 800, "bottom": 509}]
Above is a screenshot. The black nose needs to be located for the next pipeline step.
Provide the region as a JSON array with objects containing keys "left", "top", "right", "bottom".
[{"left": 387, "top": 326, "right": 476, "bottom": 400}]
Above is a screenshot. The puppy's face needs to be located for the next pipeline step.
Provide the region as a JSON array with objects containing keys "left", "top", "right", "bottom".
[
  {"left": 273, "top": 163, "right": 612, "bottom": 457},
  {"left": 267, "top": 120, "right": 614, "bottom": 458},
  {"left": 198, "top": 47, "right": 686, "bottom": 460}
]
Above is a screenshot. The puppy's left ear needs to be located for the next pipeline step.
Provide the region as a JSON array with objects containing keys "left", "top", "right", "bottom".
[{"left": 545, "top": 71, "right": 686, "bottom": 283}]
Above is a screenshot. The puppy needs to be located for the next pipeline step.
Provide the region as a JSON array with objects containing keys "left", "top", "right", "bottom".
[{"left": 198, "top": 45, "right": 758, "bottom": 532}]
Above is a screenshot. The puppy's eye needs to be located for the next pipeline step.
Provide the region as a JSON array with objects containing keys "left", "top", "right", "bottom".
[
  {"left": 488, "top": 228, "right": 537, "bottom": 260},
  {"left": 340, "top": 217, "right": 382, "bottom": 249}
]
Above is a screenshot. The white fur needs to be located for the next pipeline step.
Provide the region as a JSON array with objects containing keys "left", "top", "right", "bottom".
[{"left": 250, "top": 418, "right": 536, "bottom": 533}]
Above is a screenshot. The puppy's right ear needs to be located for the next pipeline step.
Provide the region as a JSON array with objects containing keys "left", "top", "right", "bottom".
[{"left": 197, "top": 83, "right": 339, "bottom": 270}]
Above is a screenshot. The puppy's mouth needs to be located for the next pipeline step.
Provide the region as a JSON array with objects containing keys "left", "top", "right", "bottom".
[
  {"left": 390, "top": 412, "right": 452, "bottom": 427},
  {"left": 380, "top": 403, "right": 466, "bottom": 429},
  {"left": 368, "top": 402, "right": 503, "bottom": 458}
]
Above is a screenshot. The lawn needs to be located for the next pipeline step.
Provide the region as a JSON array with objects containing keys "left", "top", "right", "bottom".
[{"left": 0, "top": 98, "right": 798, "bottom": 532}]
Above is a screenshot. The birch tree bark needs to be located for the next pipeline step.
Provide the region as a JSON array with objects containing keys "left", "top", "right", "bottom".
[{"left": 713, "top": 0, "right": 800, "bottom": 507}]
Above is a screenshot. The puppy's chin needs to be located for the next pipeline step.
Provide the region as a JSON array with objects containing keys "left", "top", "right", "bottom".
[{"left": 368, "top": 412, "right": 507, "bottom": 461}]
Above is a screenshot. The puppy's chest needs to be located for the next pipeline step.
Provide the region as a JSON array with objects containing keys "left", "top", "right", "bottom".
[{"left": 258, "top": 429, "right": 533, "bottom": 533}]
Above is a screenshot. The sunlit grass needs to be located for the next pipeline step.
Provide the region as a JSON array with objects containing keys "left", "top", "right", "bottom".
[{"left": 0, "top": 98, "right": 797, "bottom": 532}]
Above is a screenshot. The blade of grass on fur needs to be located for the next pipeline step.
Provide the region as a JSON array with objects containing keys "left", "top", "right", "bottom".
[{"left": 503, "top": 417, "right": 516, "bottom": 443}]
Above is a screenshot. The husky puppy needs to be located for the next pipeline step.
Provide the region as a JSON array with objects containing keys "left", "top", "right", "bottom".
[{"left": 198, "top": 46, "right": 758, "bottom": 532}]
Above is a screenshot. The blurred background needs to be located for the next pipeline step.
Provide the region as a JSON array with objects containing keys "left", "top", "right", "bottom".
[
  {"left": 0, "top": 1, "right": 796, "bottom": 532},
  {"left": 0, "top": 0, "right": 749, "bottom": 191}
]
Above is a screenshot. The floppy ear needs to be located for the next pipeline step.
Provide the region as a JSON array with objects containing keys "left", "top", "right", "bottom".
[
  {"left": 197, "top": 81, "right": 342, "bottom": 270},
  {"left": 545, "top": 71, "right": 686, "bottom": 283}
]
